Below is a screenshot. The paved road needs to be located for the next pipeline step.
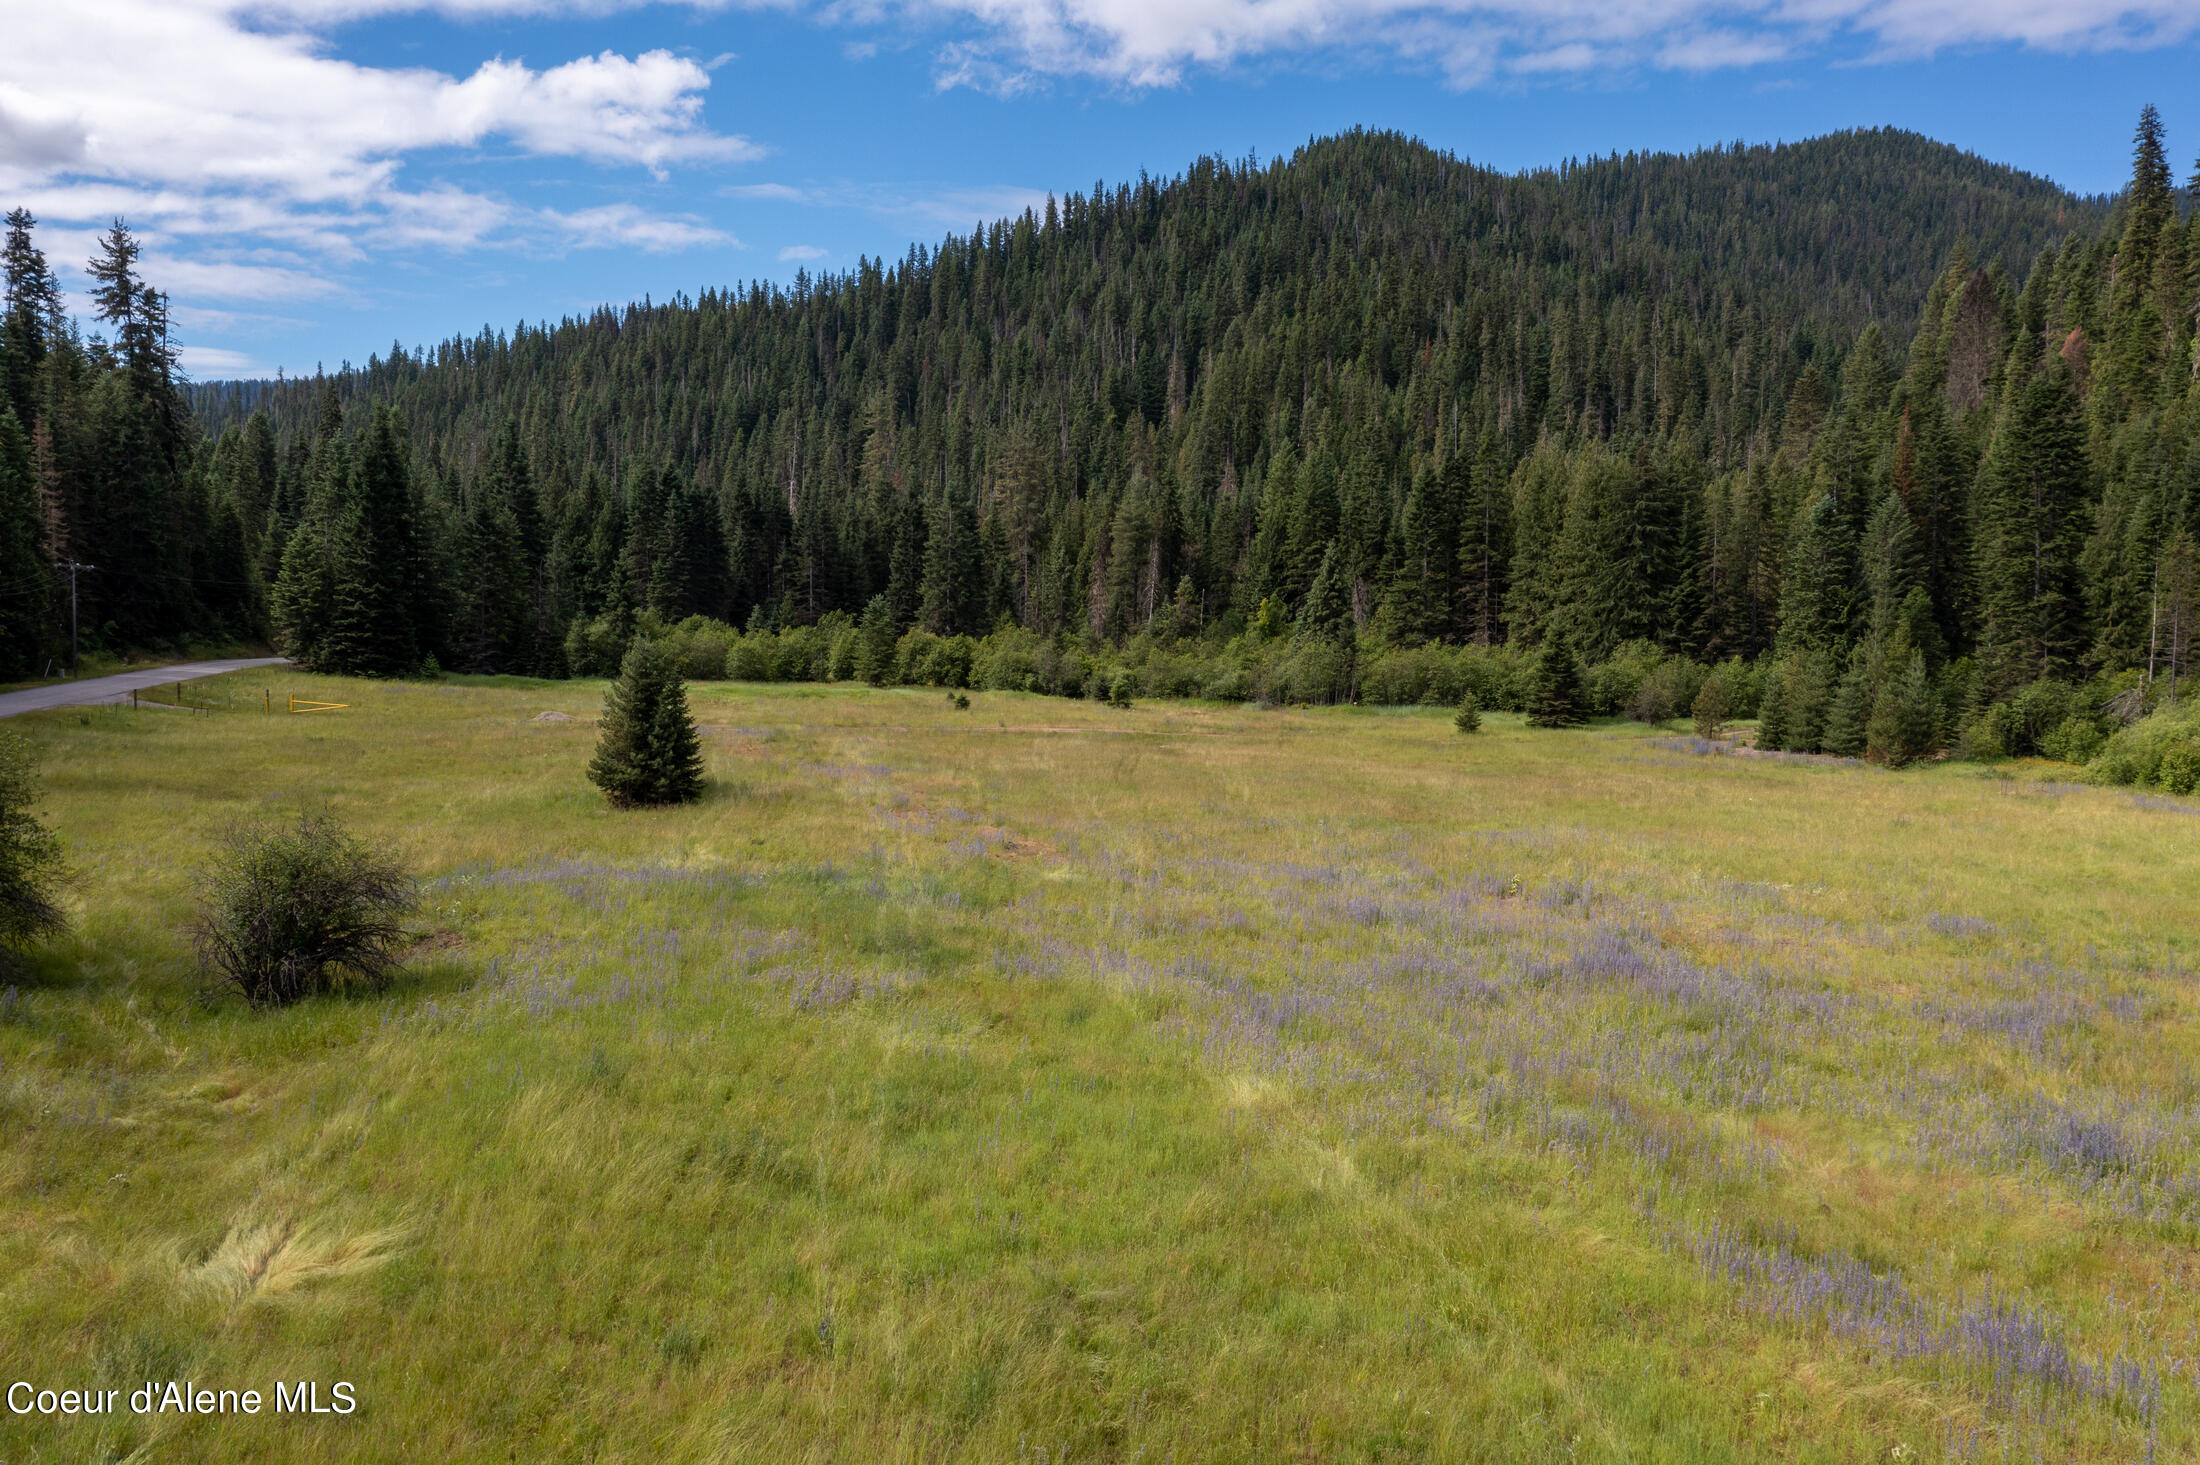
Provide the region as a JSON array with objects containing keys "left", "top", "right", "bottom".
[{"left": 0, "top": 658, "right": 291, "bottom": 718}]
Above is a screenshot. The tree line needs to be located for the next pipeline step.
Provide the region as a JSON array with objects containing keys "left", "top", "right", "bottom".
[
  {"left": 0, "top": 213, "right": 258, "bottom": 677},
  {"left": 11, "top": 120, "right": 2195, "bottom": 773}
]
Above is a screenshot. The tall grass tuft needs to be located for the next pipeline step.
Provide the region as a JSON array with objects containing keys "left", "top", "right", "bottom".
[{"left": 191, "top": 815, "right": 417, "bottom": 1006}]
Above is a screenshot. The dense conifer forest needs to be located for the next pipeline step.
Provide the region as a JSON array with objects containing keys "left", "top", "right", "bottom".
[{"left": 12, "top": 122, "right": 2200, "bottom": 779}]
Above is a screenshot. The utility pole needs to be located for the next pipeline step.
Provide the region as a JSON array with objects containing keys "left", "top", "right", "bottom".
[{"left": 53, "top": 561, "right": 93, "bottom": 678}]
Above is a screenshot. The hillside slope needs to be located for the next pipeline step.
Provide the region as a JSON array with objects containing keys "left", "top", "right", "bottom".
[{"left": 171, "top": 126, "right": 2129, "bottom": 676}]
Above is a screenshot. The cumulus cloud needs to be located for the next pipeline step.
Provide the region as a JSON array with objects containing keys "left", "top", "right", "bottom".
[{"left": 0, "top": 0, "right": 754, "bottom": 309}]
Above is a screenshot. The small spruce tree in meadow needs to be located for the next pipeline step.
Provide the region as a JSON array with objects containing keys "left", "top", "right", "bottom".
[
  {"left": 588, "top": 639, "right": 706, "bottom": 807},
  {"left": 1453, "top": 695, "right": 1482, "bottom": 734},
  {"left": 1525, "top": 628, "right": 1587, "bottom": 728},
  {"left": 1691, "top": 672, "right": 1730, "bottom": 740}
]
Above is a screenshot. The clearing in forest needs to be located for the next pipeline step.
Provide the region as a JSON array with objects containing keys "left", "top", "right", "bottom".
[{"left": 3, "top": 671, "right": 2197, "bottom": 1462}]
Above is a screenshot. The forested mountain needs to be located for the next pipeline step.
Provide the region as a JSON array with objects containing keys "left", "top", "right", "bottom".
[
  {"left": 179, "top": 128, "right": 2104, "bottom": 662},
  {"left": 11, "top": 121, "right": 2196, "bottom": 772}
]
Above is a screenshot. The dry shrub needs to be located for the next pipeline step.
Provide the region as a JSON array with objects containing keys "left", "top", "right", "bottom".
[{"left": 192, "top": 815, "right": 416, "bottom": 1006}]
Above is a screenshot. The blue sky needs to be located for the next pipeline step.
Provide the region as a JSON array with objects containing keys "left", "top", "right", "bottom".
[{"left": 6, "top": 1, "right": 2200, "bottom": 380}]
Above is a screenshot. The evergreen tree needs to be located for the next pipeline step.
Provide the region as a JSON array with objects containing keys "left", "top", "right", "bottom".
[
  {"left": 0, "top": 731, "right": 65, "bottom": 970},
  {"left": 1866, "top": 650, "right": 1940, "bottom": 766},
  {"left": 1294, "top": 541, "right": 1354, "bottom": 645},
  {"left": 269, "top": 506, "right": 344, "bottom": 670},
  {"left": 854, "top": 594, "right": 897, "bottom": 685},
  {"left": 1458, "top": 437, "right": 1511, "bottom": 645},
  {"left": 650, "top": 467, "right": 731, "bottom": 622},
  {"left": 2153, "top": 529, "right": 2197, "bottom": 697},
  {"left": 1165, "top": 573, "right": 1201, "bottom": 640},
  {"left": 1755, "top": 661, "right": 1790, "bottom": 749},
  {"left": 1, "top": 209, "right": 58, "bottom": 443},
  {"left": 0, "top": 407, "right": 48, "bottom": 677},
  {"left": 346, "top": 407, "right": 421, "bottom": 674},
  {"left": 587, "top": 639, "right": 706, "bottom": 806},
  {"left": 1381, "top": 461, "right": 1452, "bottom": 644},
  {"left": 1553, "top": 446, "right": 1673, "bottom": 661},
  {"left": 1973, "top": 368, "right": 2091, "bottom": 697},
  {"left": 452, "top": 474, "right": 529, "bottom": 673},
  {"left": 1782, "top": 649, "right": 1835, "bottom": 753},
  {"left": 1525, "top": 626, "right": 1587, "bottom": 727},
  {"left": 2100, "top": 104, "right": 2176, "bottom": 417},
  {"left": 1821, "top": 650, "right": 1871, "bottom": 756},
  {"left": 1504, "top": 440, "right": 1570, "bottom": 643},
  {"left": 886, "top": 489, "right": 925, "bottom": 627},
  {"left": 1777, "top": 492, "right": 1856, "bottom": 656}
]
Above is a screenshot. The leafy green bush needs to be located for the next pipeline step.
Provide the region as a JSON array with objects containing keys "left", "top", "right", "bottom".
[
  {"left": 0, "top": 733, "right": 66, "bottom": 971},
  {"left": 1585, "top": 640, "right": 1664, "bottom": 717},
  {"left": 1629, "top": 655, "right": 1706, "bottom": 725},
  {"left": 1202, "top": 663, "right": 1253, "bottom": 702},
  {"left": 1691, "top": 673, "right": 1730, "bottom": 740},
  {"left": 2039, "top": 714, "right": 2106, "bottom": 765},
  {"left": 659, "top": 615, "right": 738, "bottom": 680},
  {"left": 895, "top": 630, "right": 977, "bottom": 688},
  {"left": 972, "top": 626, "right": 1042, "bottom": 691},
  {"left": 2089, "top": 701, "right": 2200, "bottom": 791},
  {"left": 726, "top": 629, "right": 783, "bottom": 682},
  {"left": 1139, "top": 650, "right": 1210, "bottom": 699},
  {"left": 562, "top": 612, "right": 631, "bottom": 678},
  {"left": 1712, "top": 657, "right": 1764, "bottom": 719},
  {"left": 191, "top": 815, "right": 415, "bottom": 1006},
  {"left": 1359, "top": 643, "right": 1461, "bottom": 707},
  {"left": 1272, "top": 642, "right": 1350, "bottom": 704}
]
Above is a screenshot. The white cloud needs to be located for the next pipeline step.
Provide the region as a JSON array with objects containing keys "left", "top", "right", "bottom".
[
  {"left": 899, "top": 184, "right": 1055, "bottom": 226},
  {"left": 729, "top": 177, "right": 1056, "bottom": 228},
  {"left": 0, "top": 0, "right": 754, "bottom": 310},
  {"left": 548, "top": 204, "right": 738, "bottom": 250},
  {"left": 725, "top": 182, "right": 817, "bottom": 202},
  {"left": 866, "top": 0, "right": 2200, "bottom": 89},
  {"left": 779, "top": 243, "right": 828, "bottom": 259},
  {"left": 175, "top": 344, "right": 271, "bottom": 377}
]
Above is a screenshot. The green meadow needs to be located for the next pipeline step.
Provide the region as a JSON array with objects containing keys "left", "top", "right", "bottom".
[{"left": 5, "top": 672, "right": 2200, "bottom": 1462}]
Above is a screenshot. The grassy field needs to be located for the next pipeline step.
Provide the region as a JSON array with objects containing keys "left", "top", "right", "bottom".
[{"left": 3, "top": 672, "right": 2199, "bottom": 1462}]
